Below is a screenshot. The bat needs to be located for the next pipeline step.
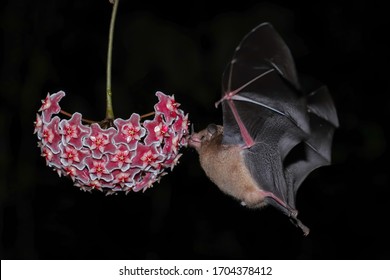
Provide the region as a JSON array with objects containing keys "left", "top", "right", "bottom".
[{"left": 189, "top": 22, "right": 339, "bottom": 235}]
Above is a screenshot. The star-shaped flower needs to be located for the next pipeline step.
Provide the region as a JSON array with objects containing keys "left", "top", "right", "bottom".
[
  {"left": 173, "top": 112, "right": 189, "bottom": 141},
  {"left": 154, "top": 91, "right": 179, "bottom": 125},
  {"left": 41, "top": 116, "right": 62, "bottom": 154},
  {"left": 41, "top": 146, "right": 62, "bottom": 169},
  {"left": 162, "top": 153, "right": 182, "bottom": 171},
  {"left": 83, "top": 123, "right": 117, "bottom": 158},
  {"left": 85, "top": 155, "right": 113, "bottom": 182},
  {"left": 39, "top": 91, "right": 66, "bottom": 123},
  {"left": 63, "top": 166, "right": 90, "bottom": 184},
  {"left": 88, "top": 180, "right": 103, "bottom": 192},
  {"left": 111, "top": 168, "right": 139, "bottom": 189},
  {"left": 132, "top": 172, "right": 155, "bottom": 192},
  {"left": 106, "top": 144, "right": 134, "bottom": 172},
  {"left": 113, "top": 114, "right": 145, "bottom": 150},
  {"left": 143, "top": 114, "right": 170, "bottom": 145},
  {"left": 34, "top": 114, "right": 43, "bottom": 135},
  {"left": 59, "top": 145, "right": 89, "bottom": 170},
  {"left": 162, "top": 134, "right": 179, "bottom": 156},
  {"left": 132, "top": 143, "right": 164, "bottom": 170},
  {"left": 59, "top": 113, "right": 91, "bottom": 149}
]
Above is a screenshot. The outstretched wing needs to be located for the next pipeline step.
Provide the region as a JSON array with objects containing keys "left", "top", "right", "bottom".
[
  {"left": 284, "top": 85, "right": 339, "bottom": 194},
  {"left": 218, "top": 23, "right": 338, "bottom": 224},
  {"left": 219, "top": 23, "right": 310, "bottom": 150}
]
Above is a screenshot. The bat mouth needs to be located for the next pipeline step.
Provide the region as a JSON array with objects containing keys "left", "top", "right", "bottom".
[
  {"left": 188, "top": 127, "right": 203, "bottom": 150},
  {"left": 188, "top": 136, "right": 201, "bottom": 149}
]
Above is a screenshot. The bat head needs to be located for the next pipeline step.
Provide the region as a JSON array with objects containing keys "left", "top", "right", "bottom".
[{"left": 188, "top": 124, "right": 223, "bottom": 153}]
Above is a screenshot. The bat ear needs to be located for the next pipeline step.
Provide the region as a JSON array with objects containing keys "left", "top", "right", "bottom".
[{"left": 206, "top": 124, "right": 218, "bottom": 136}]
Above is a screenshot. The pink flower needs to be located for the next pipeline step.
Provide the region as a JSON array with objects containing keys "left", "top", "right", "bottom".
[
  {"left": 88, "top": 180, "right": 103, "bottom": 192},
  {"left": 113, "top": 114, "right": 145, "bottom": 150},
  {"left": 143, "top": 114, "right": 170, "bottom": 145},
  {"left": 132, "top": 143, "right": 164, "bottom": 171},
  {"left": 162, "top": 134, "right": 179, "bottom": 156},
  {"left": 106, "top": 144, "right": 134, "bottom": 172},
  {"left": 62, "top": 166, "right": 90, "bottom": 184},
  {"left": 173, "top": 113, "right": 189, "bottom": 141},
  {"left": 112, "top": 168, "right": 139, "bottom": 188},
  {"left": 85, "top": 155, "right": 114, "bottom": 182},
  {"left": 155, "top": 91, "right": 179, "bottom": 125},
  {"left": 41, "top": 146, "right": 62, "bottom": 169},
  {"left": 35, "top": 91, "right": 189, "bottom": 194},
  {"left": 59, "top": 145, "right": 89, "bottom": 170},
  {"left": 39, "top": 91, "right": 65, "bottom": 123},
  {"left": 133, "top": 172, "right": 155, "bottom": 192},
  {"left": 59, "top": 113, "right": 91, "bottom": 149},
  {"left": 41, "top": 116, "right": 62, "bottom": 154},
  {"left": 34, "top": 114, "right": 43, "bottom": 135},
  {"left": 83, "top": 123, "right": 117, "bottom": 158}
]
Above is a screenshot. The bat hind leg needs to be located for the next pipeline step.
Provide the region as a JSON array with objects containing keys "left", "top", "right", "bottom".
[
  {"left": 264, "top": 194, "right": 310, "bottom": 236},
  {"left": 290, "top": 215, "right": 310, "bottom": 236},
  {"left": 239, "top": 189, "right": 310, "bottom": 235}
]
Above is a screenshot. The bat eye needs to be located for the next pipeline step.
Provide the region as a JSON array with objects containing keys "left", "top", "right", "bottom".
[{"left": 207, "top": 124, "right": 217, "bottom": 135}]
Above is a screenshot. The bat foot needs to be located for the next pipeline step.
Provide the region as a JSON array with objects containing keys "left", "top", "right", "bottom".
[
  {"left": 264, "top": 197, "right": 310, "bottom": 235},
  {"left": 297, "top": 221, "right": 310, "bottom": 236},
  {"left": 289, "top": 215, "right": 310, "bottom": 236}
]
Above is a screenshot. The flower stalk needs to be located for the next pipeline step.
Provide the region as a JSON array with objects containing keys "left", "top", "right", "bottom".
[{"left": 105, "top": 0, "right": 119, "bottom": 120}]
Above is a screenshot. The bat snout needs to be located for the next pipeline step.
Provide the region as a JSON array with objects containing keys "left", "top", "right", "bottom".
[{"left": 188, "top": 133, "right": 203, "bottom": 150}]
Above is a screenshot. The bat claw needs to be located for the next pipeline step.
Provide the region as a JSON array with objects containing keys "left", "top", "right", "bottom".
[{"left": 297, "top": 221, "right": 310, "bottom": 236}]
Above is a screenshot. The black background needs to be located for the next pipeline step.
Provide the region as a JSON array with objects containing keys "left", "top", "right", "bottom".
[{"left": 1, "top": 0, "right": 389, "bottom": 259}]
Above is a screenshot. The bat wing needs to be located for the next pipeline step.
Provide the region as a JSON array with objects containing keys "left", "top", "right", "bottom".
[
  {"left": 218, "top": 23, "right": 338, "bottom": 232},
  {"left": 284, "top": 85, "right": 339, "bottom": 194},
  {"left": 219, "top": 23, "right": 310, "bottom": 149}
]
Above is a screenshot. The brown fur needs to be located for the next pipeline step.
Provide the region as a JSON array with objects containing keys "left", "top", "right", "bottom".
[{"left": 189, "top": 126, "right": 267, "bottom": 208}]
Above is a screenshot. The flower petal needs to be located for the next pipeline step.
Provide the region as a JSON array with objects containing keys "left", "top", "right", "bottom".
[
  {"left": 40, "top": 91, "right": 66, "bottom": 123},
  {"left": 41, "top": 116, "right": 62, "bottom": 154}
]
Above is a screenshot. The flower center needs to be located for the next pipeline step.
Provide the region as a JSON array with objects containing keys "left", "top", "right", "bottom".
[
  {"left": 66, "top": 127, "right": 74, "bottom": 136},
  {"left": 43, "top": 129, "right": 54, "bottom": 143},
  {"left": 141, "top": 150, "right": 155, "bottom": 164},
  {"left": 127, "top": 128, "right": 135, "bottom": 136}
]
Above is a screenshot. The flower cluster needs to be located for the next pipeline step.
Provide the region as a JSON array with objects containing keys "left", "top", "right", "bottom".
[{"left": 34, "top": 91, "right": 189, "bottom": 194}]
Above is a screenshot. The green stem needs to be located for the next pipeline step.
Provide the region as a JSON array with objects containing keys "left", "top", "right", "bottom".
[{"left": 105, "top": 0, "right": 119, "bottom": 120}]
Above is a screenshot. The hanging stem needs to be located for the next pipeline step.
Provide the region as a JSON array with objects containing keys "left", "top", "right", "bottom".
[{"left": 105, "top": 0, "right": 119, "bottom": 120}]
